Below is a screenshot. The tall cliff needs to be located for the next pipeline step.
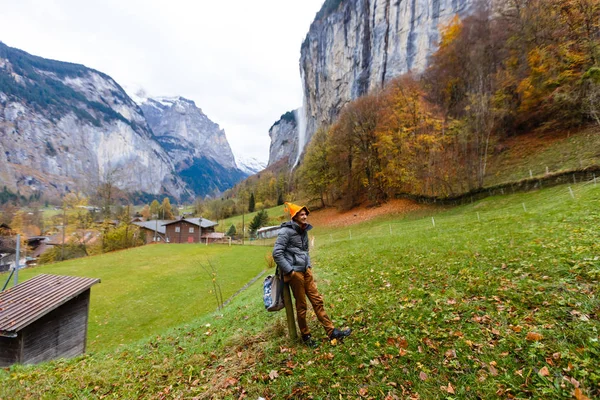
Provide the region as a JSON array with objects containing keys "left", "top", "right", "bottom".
[
  {"left": 267, "top": 110, "right": 298, "bottom": 167},
  {"left": 0, "top": 42, "right": 190, "bottom": 200},
  {"left": 139, "top": 96, "right": 248, "bottom": 196},
  {"left": 299, "top": 0, "right": 476, "bottom": 149}
]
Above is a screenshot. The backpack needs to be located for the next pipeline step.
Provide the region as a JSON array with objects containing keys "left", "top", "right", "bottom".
[{"left": 263, "top": 268, "right": 284, "bottom": 312}]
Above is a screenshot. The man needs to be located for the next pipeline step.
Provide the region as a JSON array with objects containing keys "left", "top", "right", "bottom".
[{"left": 272, "top": 202, "right": 351, "bottom": 347}]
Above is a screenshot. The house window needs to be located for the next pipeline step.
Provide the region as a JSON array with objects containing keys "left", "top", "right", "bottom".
[
  {"left": 175, "top": 227, "right": 180, "bottom": 233},
  {"left": 189, "top": 227, "right": 195, "bottom": 233}
]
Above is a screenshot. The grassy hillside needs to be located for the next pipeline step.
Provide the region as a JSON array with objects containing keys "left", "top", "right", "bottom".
[
  {"left": 1, "top": 182, "right": 599, "bottom": 399},
  {"left": 5, "top": 244, "right": 270, "bottom": 352},
  {"left": 485, "top": 126, "right": 600, "bottom": 186}
]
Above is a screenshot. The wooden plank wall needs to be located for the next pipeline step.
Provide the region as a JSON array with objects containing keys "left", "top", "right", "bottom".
[
  {"left": 0, "top": 335, "right": 20, "bottom": 367},
  {"left": 20, "top": 290, "right": 91, "bottom": 365}
]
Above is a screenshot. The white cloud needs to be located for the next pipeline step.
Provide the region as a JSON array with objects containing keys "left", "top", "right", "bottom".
[{"left": 0, "top": 0, "right": 324, "bottom": 162}]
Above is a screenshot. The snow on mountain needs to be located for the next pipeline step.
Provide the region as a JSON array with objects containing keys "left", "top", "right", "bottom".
[{"left": 235, "top": 155, "right": 266, "bottom": 175}]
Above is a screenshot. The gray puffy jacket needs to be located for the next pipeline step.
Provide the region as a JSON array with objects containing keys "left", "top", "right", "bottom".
[{"left": 272, "top": 221, "right": 312, "bottom": 275}]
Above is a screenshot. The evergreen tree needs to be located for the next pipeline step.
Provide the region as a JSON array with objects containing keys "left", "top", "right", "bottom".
[
  {"left": 226, "top": 224, "right": 236, "bottom": 237},
  {"left": 248, "top": 209, "right": 269, "bottom": 236},
  {"left": 248, "top": 192, "right": 255, "bottom": 213}
]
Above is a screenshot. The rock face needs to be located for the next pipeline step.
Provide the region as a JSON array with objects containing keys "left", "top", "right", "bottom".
[
  {"left": 267, "top": 110, "right": 298, "bottom": 167},
  {"left": 299, "top": 0, "right": 476, "bottom": 146},
  {"left": 139, "top": 97, "right": 237, "bottom": 170},
  {"left": 0, "top": 42, "right": 190, "bottom": 200},
  {"left": 139, "top": 96, "right": 248, "bottom": 196}
]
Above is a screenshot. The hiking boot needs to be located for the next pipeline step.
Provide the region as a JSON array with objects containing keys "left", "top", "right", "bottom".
[
  {"left": 302, "top": 334, "right": 318, "bottom": 348},
  {"left": 329, "top": 328, "right": 352, "bottom": 341}
]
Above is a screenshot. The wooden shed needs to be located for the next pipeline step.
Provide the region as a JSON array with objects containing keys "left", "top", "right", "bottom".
[{"left": 0, "top": 274, "right": 100, "bottom": 367}]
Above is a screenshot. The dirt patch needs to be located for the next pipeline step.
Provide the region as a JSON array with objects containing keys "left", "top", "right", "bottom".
[{"left": 308, "top": 199, "right": 431, "bottom": 228}]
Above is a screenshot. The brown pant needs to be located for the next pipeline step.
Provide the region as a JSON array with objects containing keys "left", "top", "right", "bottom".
[{"left": 284, "top": 268, "right": 334, "bottom": 337}]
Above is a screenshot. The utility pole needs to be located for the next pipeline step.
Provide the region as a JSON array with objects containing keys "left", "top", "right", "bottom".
[
  {"left": 241, "top": 193, "right": 245, "bottom": 245},
  {"left": 14, "top": 234, "right": 20, "bottom": 286},
  {"left": 61, "top": 206, "right": 66, "bottom": 260}
]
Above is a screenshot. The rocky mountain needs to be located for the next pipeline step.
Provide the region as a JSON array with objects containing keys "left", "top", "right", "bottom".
[
  {"left": 267, "top": 110, "right": 298, "bottom": 167},
  {"left": 138, "top": 96, "right": 247, "bottom": 196},
  {"left": 0, "top": 42, "right": 249, "bottom": 201},
  {"left": 0, "top": 41, "right": 191, "bottom": 201},
  {"left": 293, "top": 0, "right": 477, "bottom": 158},
  {"left": 236, "top": 155, "right": 267, "bottom": 176}
]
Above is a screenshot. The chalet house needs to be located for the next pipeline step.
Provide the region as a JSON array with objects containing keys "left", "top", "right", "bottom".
[
  {"left": 0, "top": 229, "right": 17, "bottom": 273},
  {"left": 132, "top": 220, "right": 170, "bottom": 243},
  {"left": 133, "top": 217, "right": 218, "bottom": 244},
  {"left": 163, "top": 217, "right": 218, "bottom": 244},
  {"left": 0, "top": 274, "right": 100, "bottom": 367}
]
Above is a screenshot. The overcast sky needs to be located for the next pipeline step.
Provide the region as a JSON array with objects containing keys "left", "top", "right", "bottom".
[{"left": 0, "top": 0, "right": 325, "bottom": 164}]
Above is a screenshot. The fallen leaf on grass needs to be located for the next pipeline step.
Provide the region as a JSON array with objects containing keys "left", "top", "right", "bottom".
[
  {"left": 358, "top": 387, "right": 368, "bottom": 397},
  {"left": 269, "top": 370, "right": 279, "bottom": 380},
  {"left": 440, "top": 383, "right": 455, "bottom": 394},
  {"left": 222, "top": 377, "right": 238, "bottom": 388},
  {"left": 526, "top": 332, "right": 543, "bottom": 341},
  {"left": 422, "top": 337, "right": 437, "bottom": 350},
  {"left": 419, "top": 371, "right": 428, "bottom": 381},
  {"left": 538, "top": 366, "right": 550, "bottom": 377},
  {"left": 563, "top": 376, "right": 580, "bottom": 388},
  {"left": 574, "top": 388, "right": 590, "bottom": 400},
  {"left": 444, "top": 349, "right": 457, "bottom": 359}
]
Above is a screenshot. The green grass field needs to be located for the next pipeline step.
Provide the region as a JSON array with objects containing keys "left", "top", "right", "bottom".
[
  {"left": 1, "top": 182, "right": 599, "bottom": 399},
  {"left": 5, "top": 244, "right": 270, "bottom": 352},
  {"left": 217, "top": 204, "right": 286, "bottom": 233}
]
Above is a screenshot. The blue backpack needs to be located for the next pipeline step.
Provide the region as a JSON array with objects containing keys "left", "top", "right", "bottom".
[{"left": 263, "top": 268, "right": 284, "bottom": 312}]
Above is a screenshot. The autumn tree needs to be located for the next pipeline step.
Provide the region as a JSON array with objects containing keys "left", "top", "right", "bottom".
[
  {"left": 140, "top": 204, "right": 151, "bottom": 220},
  {"left": 327, "top": 92, "right": 386, "bottom": 207},
  {"left": 95, "top": 164, "right": 125, "bottom": 219},
  {"left": 298, "top": 127, "right": 335, "bottom": 207},
  {"left": 161, "top": 197, "right": 175, "bottom": 220},
  {"left": 424, "top": 4, "right": 502, "bottom": 189},
  {"left": 150, "top": 199, "right": 160, "bottom": 219}
]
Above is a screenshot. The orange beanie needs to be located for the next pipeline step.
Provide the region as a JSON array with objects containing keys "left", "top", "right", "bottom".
[{"left": 284, "top": 202, "right": 310, "bottom": 219}]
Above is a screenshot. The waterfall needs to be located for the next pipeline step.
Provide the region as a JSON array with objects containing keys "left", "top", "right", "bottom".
[{"left": 293, "top": 69, "right": 308, "bottom": 168}]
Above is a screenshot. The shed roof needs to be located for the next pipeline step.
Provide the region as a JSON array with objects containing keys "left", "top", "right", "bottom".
[
  {"left": 0, "top": 274, "right": 100, "bottom": 336},
  {"left": 162, "top": 218, "right": 218, "bottom": 228},
  {"left": 257, "top": 225, "right": 281, "bottom": 233},
  {"left": 132, "top": 220, "right": 170, "bottom": 234}
]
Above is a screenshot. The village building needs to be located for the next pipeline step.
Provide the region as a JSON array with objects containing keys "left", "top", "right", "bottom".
[
  {"left": 0, "top": 274, "right": 100, "bottom": 367},
  {"left": 133, "top": 217, "right": 219, "bottom": 244},
  {"left": 133, "top": 220, "right": 170, "bottom": 243},
  {"left": 256, "top": 225, "right": 282, "bottom": 240},
  {"left": 163, "top": 217, "right": 219, "bottom": 244}
]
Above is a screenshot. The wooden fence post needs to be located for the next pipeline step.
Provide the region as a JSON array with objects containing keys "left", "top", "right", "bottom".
[{"left": 282, "top": 283, "right": 298, "bottom": 340}]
